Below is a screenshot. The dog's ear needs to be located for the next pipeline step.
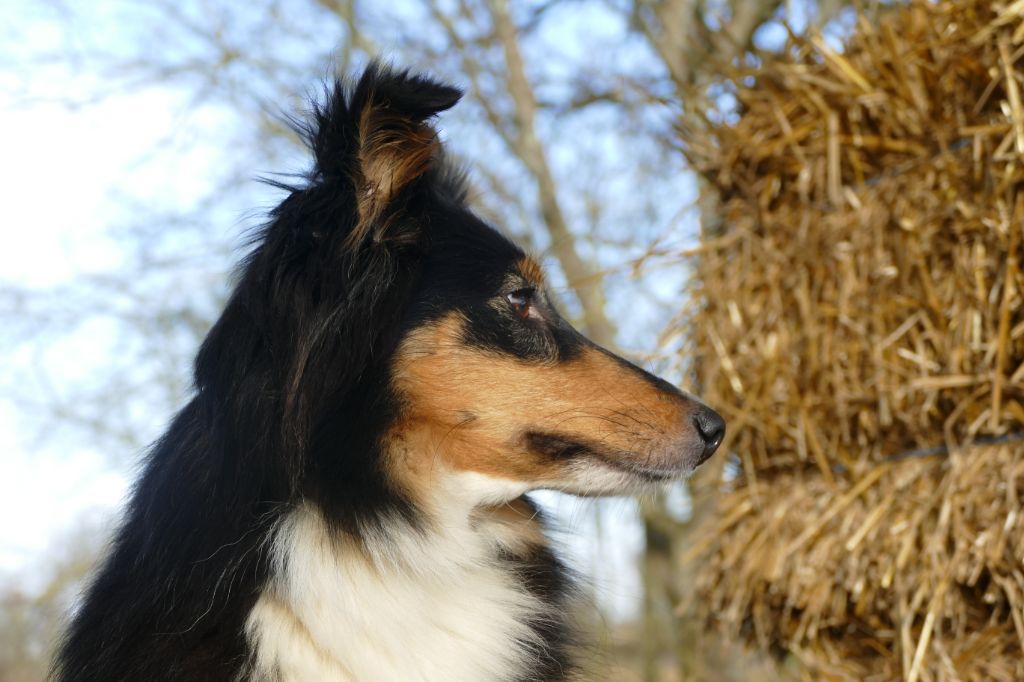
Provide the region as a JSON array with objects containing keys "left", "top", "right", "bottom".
[{"left": 311, "top": 62, "right": 462, "bottom": 247}]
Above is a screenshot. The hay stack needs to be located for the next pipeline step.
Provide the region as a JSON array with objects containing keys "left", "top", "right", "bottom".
[{"left": 684, "top": 0, "right": 1024, "bottom": 678}]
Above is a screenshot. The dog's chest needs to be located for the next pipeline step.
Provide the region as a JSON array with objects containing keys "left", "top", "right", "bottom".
[{"left": 245, "top": 508, "right": 559, "bottom": 682}]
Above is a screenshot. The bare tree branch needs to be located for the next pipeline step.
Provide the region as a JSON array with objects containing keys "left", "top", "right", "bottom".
[{"left": 486, "top": 0, "right": 618, "bottom": 347}]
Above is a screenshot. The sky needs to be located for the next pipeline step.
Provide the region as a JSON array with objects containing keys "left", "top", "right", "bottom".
[
  {"left": 0, "top": 85, "right": 171, "bottom": 577},
  {"left": 0, "top": 5, "right": 245, "bottom": 583}
]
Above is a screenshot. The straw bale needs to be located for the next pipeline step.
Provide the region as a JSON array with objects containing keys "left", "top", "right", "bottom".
[
  {"left": 690, "top": 444, "right": 1024, "bottom": 680},
  {"left": 682, "top": 0, "right": 1024, "bottom": 677}
]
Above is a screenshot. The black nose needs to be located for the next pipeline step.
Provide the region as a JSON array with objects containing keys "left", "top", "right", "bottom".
[{"left": 692, "top": 406, "right": 726, "bottom": 463}]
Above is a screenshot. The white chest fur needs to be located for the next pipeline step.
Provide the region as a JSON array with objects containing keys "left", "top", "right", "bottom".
[{"left": 244, "top": 496, "right": 554, "bottom": 682}]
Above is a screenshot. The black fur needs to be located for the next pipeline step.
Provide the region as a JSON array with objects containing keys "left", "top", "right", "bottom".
[{"left": 52, "top": 63, "right": 586, "bottom": 682}]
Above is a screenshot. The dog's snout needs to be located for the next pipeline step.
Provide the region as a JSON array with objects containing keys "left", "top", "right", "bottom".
[{"left": 691, "top": 406, "right": 725, "bottom": 463}]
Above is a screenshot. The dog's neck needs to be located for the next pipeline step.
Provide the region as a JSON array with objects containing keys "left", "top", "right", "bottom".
[{"left": 244, "top": 471, "right": 577, "bottom": 682}]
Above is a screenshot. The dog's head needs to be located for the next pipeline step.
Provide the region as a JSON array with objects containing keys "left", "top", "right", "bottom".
[
  {"left": 391, "top": 239, "right": 725, "bottom": 500},
  {"left": 198, "top": 63, "right": 723, "bottom": 520}
]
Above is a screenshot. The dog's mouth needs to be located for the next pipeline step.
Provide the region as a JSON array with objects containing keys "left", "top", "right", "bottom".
[
  {"left": 523, "top": 431, "right": 690, "bottom": 483},
  {"left": 589, "top": 455, "right": 679, "bottom": 482}
]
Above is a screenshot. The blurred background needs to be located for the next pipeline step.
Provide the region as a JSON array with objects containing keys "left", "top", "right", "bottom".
[{"left": 4, "top": 0, "right": 1021, "bottom": 680}]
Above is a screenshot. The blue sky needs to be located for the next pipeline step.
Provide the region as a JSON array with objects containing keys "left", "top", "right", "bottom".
[
  {"left": 0, "top": 5, "right": 248, "bottom": 580},
  {"left": 0, "top": 77, "right": 180, "bottom": 576}
]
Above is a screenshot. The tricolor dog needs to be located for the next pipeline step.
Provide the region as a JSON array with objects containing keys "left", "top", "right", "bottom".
[{"left": 54, "top": 63, "right": 724, "bottom": 682}]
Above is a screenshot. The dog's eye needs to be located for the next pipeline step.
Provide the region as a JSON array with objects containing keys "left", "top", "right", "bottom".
[{"left": 506, "top": 288, "right": 536, "bottom": 319}]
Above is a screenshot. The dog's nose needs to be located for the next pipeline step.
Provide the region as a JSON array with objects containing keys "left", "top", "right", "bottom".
[{"left": 692, "top": 406, "right": 725, "bottom": 463}]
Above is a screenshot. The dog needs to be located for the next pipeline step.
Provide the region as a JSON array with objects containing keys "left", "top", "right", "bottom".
[{"left": 52, "top": 63, "right": 725, "bottom": 682}]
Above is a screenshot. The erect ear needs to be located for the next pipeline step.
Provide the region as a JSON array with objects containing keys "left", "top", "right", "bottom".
[{"left": 311, "top": 62, "right": 462, "bottom": 247}]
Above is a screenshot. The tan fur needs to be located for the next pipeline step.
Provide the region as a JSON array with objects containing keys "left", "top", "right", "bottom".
[
  {"left": 350, "top": 91, "right": 439, "bottom": 246},
  {"left": 517, "top": 256, "right": 545, "bottom": 287},
  {"left": 389, "top": 313, "right": 698, "bottom": 487}
]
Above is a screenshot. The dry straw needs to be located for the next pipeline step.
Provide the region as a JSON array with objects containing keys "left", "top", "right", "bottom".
[{"left": 682, "top": 0, "right": 1024, "bottom": 678}]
